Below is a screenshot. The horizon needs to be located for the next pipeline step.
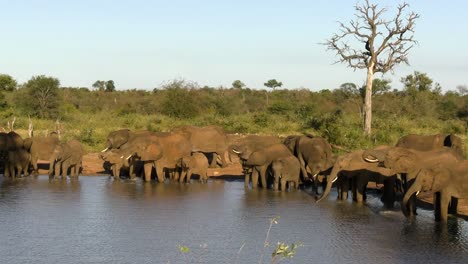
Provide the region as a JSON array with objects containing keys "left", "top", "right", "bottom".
[{"left": 1, "top": 0, "right": 467, "bottom": 92}]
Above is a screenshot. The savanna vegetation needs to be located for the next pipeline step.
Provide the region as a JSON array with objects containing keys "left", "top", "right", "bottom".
[{"left": 0, "top": 73, "right": 467, "bottom": 154}]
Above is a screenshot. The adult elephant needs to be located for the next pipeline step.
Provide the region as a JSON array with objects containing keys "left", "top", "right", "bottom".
[
  {"left": 123, "top": 132, "right": 191, "bottom": 182},
  {"left": 402, "top": 162, "right": 468, "bottom": 222},
  {"left": 316, "top": 148, "right": 396, "bottom": 206},
  {"left": 241, "top": 143, "right": 293, "bottom": 189},
  {"left": 49, "top": 139, "right": 84, "bottom": 179},
  {"left": 172, "top": 125, "right": 229, "bottom": 168},
  {"left": 103, "top": 129, "right": 154, "bottom": 151},
  {"left": 30, "top": 134, "right": 60, "bottom": 176},
  {"left": 230, "top": 135, "right": 282, "bottom": 187},
  {"left": 396, "top": 133, "right": 463, "bottom": 156},
  {"left": 283, "top": 135, "right": 335, "bottom": 190},
  {"left": 0, "top": 131, "right": 27, "bottom": 177},
  {"left": 362, "top": 146, "right": 462, "bottom": 215}
]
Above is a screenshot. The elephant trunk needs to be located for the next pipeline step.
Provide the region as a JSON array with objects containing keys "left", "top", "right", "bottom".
[
  {"left": 401, "top": 172, "right": 423, "bottom": 217},
  {"left": 316, "top": 166, "right": 339, "bottom": 203}
]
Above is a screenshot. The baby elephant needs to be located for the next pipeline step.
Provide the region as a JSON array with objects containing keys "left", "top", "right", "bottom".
[
  {"left": 272, "top": 156, "right": 300, "bottom": 191},
  {"left": 178, "top": 153, "right": 209, "bottom": 183}
]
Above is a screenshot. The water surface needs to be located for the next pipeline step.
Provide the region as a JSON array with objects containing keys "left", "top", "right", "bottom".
[{"left": 0, "top": 176, "right": 467, "bottom": 263}]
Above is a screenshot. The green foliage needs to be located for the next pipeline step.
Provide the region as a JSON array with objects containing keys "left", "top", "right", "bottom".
[
  {"left": 161, "top": 87, "right": 200, "bottom": 119},
  {"left": 105, "top": 80, "right": 115, "bottom": 92},
  {"left": 401, "top": 71, "right": 436, "bottom": 94},
  {"left": 92, "top": 80, "right": 106, "bottom": 91},
  {"left": 178, "top": 245, "right": 190, "bottom": 254},
  {"left": 18, "top": 75, "right": 62, "bottom": 119},
  {"left": 232, "top": 80, "right": 245, "bottom": 89},
  {"left": 272, "top": 242, "right": 302, "bottom": 260},
  {"left": 264, "top": 79, "right": 283, "bottom": 90},
  {"left": 0, "top": 74, "right": 17, "bottom": 91}
]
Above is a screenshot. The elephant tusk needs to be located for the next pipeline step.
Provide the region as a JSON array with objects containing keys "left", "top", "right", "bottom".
[
  {"left": 232, "top": 149, "right": 241, "bottom": 154},
  {"left": 364, "top": 157, "right": 379, "bottom": 163},
  {"left": 416, "top": 191, "right": 420, "bottom": 196},
  {"left": 331, "top": 177, "right": 338, "bottom": 183},
  {"left": 101, "top": 147, "right": 109, "bottom": 152},
  {"left": 126, "top": 155, "right": 133, "bottom": 160}
]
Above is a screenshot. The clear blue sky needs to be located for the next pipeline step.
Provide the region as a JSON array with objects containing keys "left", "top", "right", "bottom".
[{"left": 1, "top": 0, "right": 467, "bottom": 91}]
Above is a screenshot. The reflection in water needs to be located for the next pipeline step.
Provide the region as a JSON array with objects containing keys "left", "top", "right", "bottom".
[{"left": 0, "top": 176, "right": 467, "bottom": 264}]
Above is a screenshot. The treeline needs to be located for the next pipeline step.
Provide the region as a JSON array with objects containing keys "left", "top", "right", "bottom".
[{"left": 0, "top": 73, "right": 467, "bottom": 152}]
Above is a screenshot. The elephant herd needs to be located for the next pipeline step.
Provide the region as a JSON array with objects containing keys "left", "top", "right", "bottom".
[
  {"left": 0, "top": 131, "right": 84, "bottom": 179},
  {"left": 2, "top": 124, "right": 467, "bottom": 224},
  {"left": 230, "top": 132, "right": 467, "bottom": 224}
]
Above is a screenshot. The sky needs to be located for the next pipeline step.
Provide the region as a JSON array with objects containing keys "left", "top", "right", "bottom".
[{"left": 1, "top": 0, "right": 467, "bottom": 91}]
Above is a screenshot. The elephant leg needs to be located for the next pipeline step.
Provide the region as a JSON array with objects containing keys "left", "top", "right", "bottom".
[
  {"left": 244, "top": 168, "right": 251, "bottom": 188},
  {"left": 179, "top": 170, "right": 186, "bottom": 183},
  {"left": 382, "top": 177, "right": 396, "bottom": 208},
  {"left": 186, "top": 169, "right": 192, "bottom": 183},
  {"left": 353, "top": 177, "right": 367, "bottom": 203},
  {"left": 217, "top": 151, "right": 228, "bottom": 168},
  {"left": 251, "top": 168, "right": 259, "bottom": 188},
  {"left": 209, "top": 153, "right": 218, "bottom": 168},
  {"left": 112, "top": 165, "right": 119, "bottom": 179},
  {"left": 155, "top": 164, "right": 165, "bottom": 183},
  {"left": 258, "top": 166, "right": 268, "bottom": 189},
  {"left": 143, "top": 162, "right": 153, "bottom": 182},
  {"left": 448, "top": 197, "right": 458, "bottom": 215},
  {"left": 31, "top": 158, "right": 39, "bottom": 176},
  {"left": 4, "top": 161, "right": 11, "bottom": 177},
  {"left": 54, "top": 162, "right": 61, "bottom": 178},
  {"left": 437, "top": 191, "right": 451, "bottom": 222},
  {"left": 281, "top": 179, "right": 286, "bottom": 191}
]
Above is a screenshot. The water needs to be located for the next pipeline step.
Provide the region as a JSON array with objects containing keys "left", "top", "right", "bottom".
[{"left": 0, "top": 176, "right": 467, "bottom": 264}]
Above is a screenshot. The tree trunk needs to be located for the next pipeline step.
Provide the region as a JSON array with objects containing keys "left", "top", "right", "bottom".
[{"left": 363, "top": 62, "right": 375, "bottom": 136}]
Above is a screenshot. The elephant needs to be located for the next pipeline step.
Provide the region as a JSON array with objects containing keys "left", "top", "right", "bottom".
[
  {"left": 230, "top": 135, "right": 282, "bottom": 187},
  {"left": 283, "top": 135, "right": 335, "bottom": 192},
  {"left": 172, "top": 125, "right": 229, "bottom": 168},
  {"left": 271, "top": 155, "right": 300, "bottom": 191},
  {"left": 123, "top": 132, "right": 191, "bottom": 182},
  {"left": 98, "top": 149, "right": 130, "bottom": 179},
  {"left": 29, "top": 135, "right": 60, "bottom": 176},
  {"left": 103, "top": 129, "right": 156, "bottom": 177},
  {"left": 316, "top": 148, "right": 396, "bottom": 206},
  {"left": 240, "top": 143, "right": 293, "bottom": 189},
  {"left": 395, "top": 133, "right": 463, "bottom": 157},
  {"left": 402, "top": 162, "right": 468, "bottom": 222},
  {"left": 0, "top": 131, "right": 26, "bottom": 178},
  {"left": 177, "top": 153, "right": 209, "bottom": 183},
  {"left": 362, "top": 146, "right": 462, "bottom": 215},
  {"left": 49, "top": 139, "right": 84, "bottom": 179},
  {"left": 103, "top": 129, "right": 154, "bottom": 151},
  {"left": 6, "top": 148, "right": 30, "bottom": 178}
]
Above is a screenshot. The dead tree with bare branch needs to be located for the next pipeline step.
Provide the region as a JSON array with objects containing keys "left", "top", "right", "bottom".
[{"left": 324, "top": 0, "right": 419, "bottom": 135}]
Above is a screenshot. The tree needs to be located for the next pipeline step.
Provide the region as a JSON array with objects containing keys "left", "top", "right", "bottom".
[
  {"left": 105, "top": 80, "right": 115, "bottom": 92},
  {"left": 232, "top": 80, "right": 246, "bottom": 90},
  {"left": 456, "top": 85, "right": 468, "bottom": 96},
  {"left": 401, "top": 71, "right": 436, "bottom": 94},
  {"left": 92, "top": 80, "right": 106, "bottom": 91},
  {"left": 23, "top": 75, "right": 61, "bottom": 118},
  {"left": 264, "top": 79, "right": 283, "bottom": 105},
  {"left": 0, "top": 74, "right": 17, "bottom": 91},
  {"left": 324, "top": 0, "right": 419, "bottom": 135},
  {"left": 264, "top": 79, "right": 283, "bottom": 91}
]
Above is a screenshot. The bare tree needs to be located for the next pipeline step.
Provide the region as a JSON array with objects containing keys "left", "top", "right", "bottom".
[{"left": 324, "top": 0, "right": 419, "bottom": 135}]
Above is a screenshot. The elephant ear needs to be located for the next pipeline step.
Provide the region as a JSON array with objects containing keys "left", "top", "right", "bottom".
[{"left": 385, "top": 148, "right": 416, "bottom": 173}]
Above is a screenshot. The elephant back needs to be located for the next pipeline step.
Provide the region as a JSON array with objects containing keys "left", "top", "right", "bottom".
[
  {"left": 172, "top": 125, "right": 227, "bottom": 153},
  {"left": 6, "top": 131, "right": 24, "bottom": 151}
]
